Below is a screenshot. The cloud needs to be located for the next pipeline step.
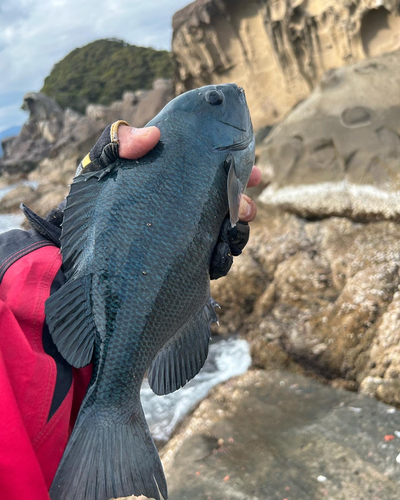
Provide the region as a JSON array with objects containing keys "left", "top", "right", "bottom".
[{"left": 0, "top": 0, "right": 190, "bottom": 132}]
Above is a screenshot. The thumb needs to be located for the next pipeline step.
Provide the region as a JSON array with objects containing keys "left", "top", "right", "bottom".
[{"left": 118, "top": 125, "right": 161, "bottom": 159}]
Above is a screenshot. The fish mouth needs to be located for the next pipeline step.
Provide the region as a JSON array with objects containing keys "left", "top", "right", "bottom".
[{"left": 213, "top": 131, "right": 254, "bottom": 151}]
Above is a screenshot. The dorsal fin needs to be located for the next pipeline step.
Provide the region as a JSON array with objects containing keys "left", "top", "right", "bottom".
[
  {"left": 59, "top": 173, "right": 107, "bottom": 275},
  {"left": 45, "top": 171, "right": 111, "bottom": 367},
  {"left": 21, "top": 203, "right": 62, "bottom": 247}
]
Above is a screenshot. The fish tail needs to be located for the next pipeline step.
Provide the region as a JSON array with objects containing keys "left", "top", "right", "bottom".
[{"left": 50, "top": 410, "right": 167, "bottom": 500}]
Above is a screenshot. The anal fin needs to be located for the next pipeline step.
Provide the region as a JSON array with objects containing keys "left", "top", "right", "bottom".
[
  {"left": 45, "top": 275, "right": 96, "bottom": 368},
  {"left": 148, "top": 298, "right": 219, "bottom": 396}
]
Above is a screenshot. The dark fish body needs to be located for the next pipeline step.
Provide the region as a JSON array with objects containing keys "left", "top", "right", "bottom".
[{"left": 46, "top": 84, "right": 255, "bottom": 500}]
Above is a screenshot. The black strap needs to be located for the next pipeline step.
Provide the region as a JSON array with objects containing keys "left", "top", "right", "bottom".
[{"left": 44, "top": 268, "right": 73, "bottom": 421}]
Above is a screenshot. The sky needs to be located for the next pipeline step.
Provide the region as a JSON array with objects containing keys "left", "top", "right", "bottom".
[{"left": 0, "top": 0, "right": 191, "bottom": 133}]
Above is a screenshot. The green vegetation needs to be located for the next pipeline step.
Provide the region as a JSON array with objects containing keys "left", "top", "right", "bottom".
[{"left": 41, "top": 39, "right": 173, "bottom": 113}]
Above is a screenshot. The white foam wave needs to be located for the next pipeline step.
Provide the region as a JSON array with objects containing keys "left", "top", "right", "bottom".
[
  {"left": 141, "top": 336, "right": 251, "bottom": 442},
  {"left": 260, "top": 180, "right": 400, "bottom": 218}
]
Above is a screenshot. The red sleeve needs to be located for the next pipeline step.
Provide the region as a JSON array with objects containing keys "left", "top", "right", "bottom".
[
  {"left": 0, "top": 246, "right": 92, "bottom": 498},
  {"left": 0, "top": 302, "right": 50, "bottom": 500}
]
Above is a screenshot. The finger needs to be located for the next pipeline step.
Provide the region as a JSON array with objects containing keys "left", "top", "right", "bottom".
[
  {"left": 118, "top": 125, "right": 161, "bottom": 159},
  {"left": 238, "top": 194, "right": 257, "bottom": 222},
  {"left": 247, "top": 166, "right": 262, "bottom": 188}
]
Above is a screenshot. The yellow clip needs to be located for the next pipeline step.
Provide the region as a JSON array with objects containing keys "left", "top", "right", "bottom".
[{"left": 81, "top": 153, "right": 91, "bottom": 169}]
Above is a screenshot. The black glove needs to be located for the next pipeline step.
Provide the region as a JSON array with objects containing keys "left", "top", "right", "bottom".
[
  {"left": 210, "top": 218, "right": 250, "bottom": 280},
  {"left": 76, "top": 120, "right": 129, "bottom": 175}
]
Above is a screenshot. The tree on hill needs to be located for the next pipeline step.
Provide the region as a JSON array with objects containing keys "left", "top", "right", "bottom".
[{"left": 41, "top": 39, "right": 173, "bottom": 113}]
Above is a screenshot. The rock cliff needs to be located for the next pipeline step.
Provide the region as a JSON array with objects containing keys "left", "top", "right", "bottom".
[
  {"left": 209, "top": 50, "right": 400, "bottom": 407},
  {"left": 0, "top": 80, "right": 174, "bottom": 218},
  {"left": 173, "top": 0, "right": 400, "bottom": 130},
  {"left": 258, "top": 50, "right": 400, "bottom": 221},
  {"left": 0, "top": 80, "right": 174, "bottom": 178}
]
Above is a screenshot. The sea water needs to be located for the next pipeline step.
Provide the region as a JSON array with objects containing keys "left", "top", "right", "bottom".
[
  {"left": 0, "top": 213, "right": 24, "bottom": 233},
  {"left": 142, "top": 336, "right": 251, "bottom": 442},
  {"left": 0, "top": 181, "right": 39, "bottom": 233}
]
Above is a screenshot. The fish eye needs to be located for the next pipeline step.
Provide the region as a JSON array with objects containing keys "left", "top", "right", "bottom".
[{"left": 205, "top": 90, "right": 224, "bottom": 105}]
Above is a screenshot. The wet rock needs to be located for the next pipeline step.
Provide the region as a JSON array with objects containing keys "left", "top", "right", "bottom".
[
  {"left": 157, "top": 370, "right": 400, "bottom": 500},
  {"left": 28, "top": 154, "right": 80, "bottom": 188},
  {"left": 173, "top": 0, "right": 400, "bottom": 130},
  {"left": 258, "top": 50, "right": 400, "bottom": 221},
  {"left": 210, "top": 205, "right": 400, "bottom": 406}
]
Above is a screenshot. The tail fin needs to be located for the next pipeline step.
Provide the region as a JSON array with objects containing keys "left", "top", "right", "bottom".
[{"left": 50, "top": 413, "right": 167, "bottom": 500}]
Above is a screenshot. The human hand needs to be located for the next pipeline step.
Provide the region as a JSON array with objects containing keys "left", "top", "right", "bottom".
[{"left": 238, "top": 166, "right": 261, "bottom": 222}]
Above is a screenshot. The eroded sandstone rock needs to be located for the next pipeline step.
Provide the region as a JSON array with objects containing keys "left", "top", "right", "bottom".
[
  {"left": 259, "top": 50, "right": 400, "bottom": 220},
  {"left": 173, "top": 0, "right": 400, "bottom": 130},
  {"left": 0, "top": 80, "right": 174, "bottom": 220},
  {"left": 85, "top": 79, "right": 174, "bottom": 128},
  {"left": 0, "top": 80, "right": 173, "bottom": 178},
  {"left": 209, "top": 205, "right": 400, "bottom": 405}
]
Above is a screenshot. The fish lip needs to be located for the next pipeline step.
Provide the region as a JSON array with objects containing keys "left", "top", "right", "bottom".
[{"left": 213, "top": 130, "right": 254, "bottom": 151}]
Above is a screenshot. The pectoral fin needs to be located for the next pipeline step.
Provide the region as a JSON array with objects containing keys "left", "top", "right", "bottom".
[
  {"left": 226, "top": 154, "right": 243, "bottom": 228},
  {"left": 148, "top": 298, "right": 219, "bottom": 396},
  {"left": 45, "top": 275, "right": 96, "bottom": 368}
]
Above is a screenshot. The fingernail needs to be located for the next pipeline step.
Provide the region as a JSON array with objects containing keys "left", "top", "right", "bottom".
[
  {"left": 132, "top": 127, "right": 154, "bottom": 138},
  {"left": 239, "top": 197, "right": 252, "bottom": 219}
]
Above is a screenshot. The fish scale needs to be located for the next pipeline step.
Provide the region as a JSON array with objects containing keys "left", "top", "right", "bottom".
[{"left": 45, "top": 83, "right": 255, "bottom": 500}]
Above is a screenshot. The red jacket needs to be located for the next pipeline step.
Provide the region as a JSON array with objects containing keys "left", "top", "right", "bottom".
[{"left": 0, "top": 228, "right": 92, "bottom": 499}]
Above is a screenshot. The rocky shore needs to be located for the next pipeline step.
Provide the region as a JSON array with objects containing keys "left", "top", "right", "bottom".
[
  {"left": 159, "top": 370, "right": 400, "bottom": 500},
  {"left": 118, "top": 371, "right": 400, "bottom": 499},
  {"left": 4, "top": 5, "right": 400, "bottom": 401},
  {"left": 212, "top": 51, "right": 400, "bottom": 408},
  {"left": 3, "top": 1, "right": 400, "bottom": 497},
  {"left": 0, "top": 79, "right": 174, "bottom": 221}
]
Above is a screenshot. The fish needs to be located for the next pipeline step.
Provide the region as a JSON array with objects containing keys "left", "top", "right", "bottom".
[{"left": 45, "top": 83, "right": 255, "bottom": 500}]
